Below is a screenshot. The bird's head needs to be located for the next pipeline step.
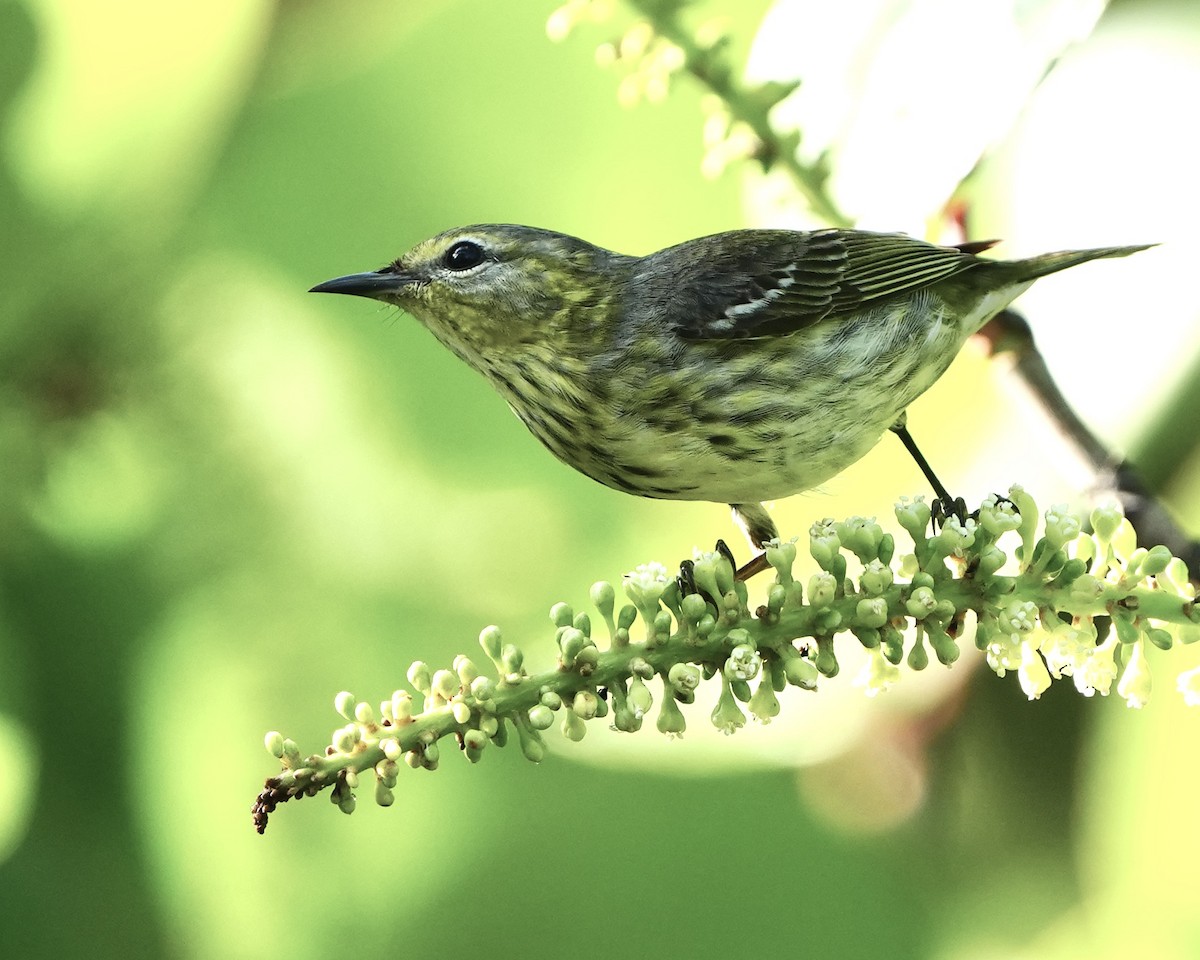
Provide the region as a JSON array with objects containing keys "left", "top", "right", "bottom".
[{"left": 311, "top": 224, "right": 626, "bottom": 365}]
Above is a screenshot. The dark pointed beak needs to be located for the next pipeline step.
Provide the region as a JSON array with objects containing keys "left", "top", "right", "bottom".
[{"left": 309, "top": 270, "right": 414, "bottom": 300}]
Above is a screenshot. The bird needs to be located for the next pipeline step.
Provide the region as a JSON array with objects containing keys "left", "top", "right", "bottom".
[{"left": 311, "top": 224, "right": 1149, "bottom": 563}]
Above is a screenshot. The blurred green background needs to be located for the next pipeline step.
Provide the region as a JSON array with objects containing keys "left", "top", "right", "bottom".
[{"left": 2, "top": 0, "right": 1199, "bottom": 957}]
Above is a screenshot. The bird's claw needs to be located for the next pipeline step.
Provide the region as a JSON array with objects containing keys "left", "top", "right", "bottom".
[
  {"left": 676, "top": 558, "right": 697, "bottom": 598},
  {"left": 930, "top": 495, "right": 969, "bottom": 531}
]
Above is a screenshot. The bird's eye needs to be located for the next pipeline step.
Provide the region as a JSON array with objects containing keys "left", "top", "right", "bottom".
[{"left": 444, "top": 240, "right": 486, "bottom": 271}]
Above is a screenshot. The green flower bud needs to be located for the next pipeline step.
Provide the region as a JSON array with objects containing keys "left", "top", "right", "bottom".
[
  {"left": 855, "top": 596, "right": 889, "bottom": 629},
  {"left": 617, "top": 604, "right": 638, "bottom": 631},
  {"left": 451, "top": 700, "right": 472, "bottom": 724},
  {"left": 1114, "top": 613, "right": 1141, "bottom": 645},
  {"left": 714, "top": 552, "right": 736, "bottom": 597},
  {"left": 264, "top": 731, "right": 285, "bottom": 758},
  {"left": 573, "top": 611, "right": 592, "bottom": 638},
  {"left": 333, "top": 725, "right": 357, "bottom": 754},
  {"left": 1008, "top": 484, "right": 1039, "bottom": 556},
  {"left": 927, "top": 626, "right": 960, "bottom": 666},
  {"left": 1070, "top": 573, "right": 1104, "bottom": 602},
  {"left": 453, "top": 655, "right": 480, "bottom": 686},
  {"left": 375, "top": 782, "right": 395, "bottom": 807},
  {"left": 479, "top": 625, "right": 503, "bottom": 664},
  {"left": 527, "top": 704, "right": 555, "bottom": 730},
  {"left": 837, "top": 516, "right": 884, "bottom": 563},
  {"left": 906, "top": 586, "right": 937, "bottom": 620},
  {"left": 550, "top": 601, "right": 574, "bottom": 628},
  {"left": 334, "top": 691, "right": 356, "bottom": 720},
  {"left": 1141, "top": 545, "right": 1174, "bottom": 578},
  {"left": 374, "top": 760, "right": 398, "bottom": 787},
  {"left": 828, "top": 552, "right": 848, "bottom": 587},
  {"left": 1090, "top": 504, "right": 1124, "bottom": 544},
  {"left": 561, "top": 709, "right": 587, "bottom": 742},
  {"left": 907, "top": 634, "right": 929, "bottom": 671},
  {"left": 814, "top": 607, "right": 842, "bottom": 635},
  {"left": 407, "top": 661, "right": 431, "bottom": 695},
  {"left": 748, "top": 676, "right": 780, "bottom": 723},
  {"left": 766, "top": 583, "right": 787, "bottom": 617},
  {"left": 656, "top": 691, "right": 686, "bottom": 736},
  {"left": 852, "top": 626, "right": 881, "bottom": 649},
  {"left": 574, "top": 645, "right": 600, "bottom": 672},
  {"left": 680, "top": 592, "right": 709, "bottom": 626},
  {"left": 725, "top": 627, "right": 750, "bottom": 650},
  {"left": 782, "top": 652, "right": 818, "bottom": 690},
  {"left": 353, "top": 700, "right": 376, "bottom": 724},
  {"left": 423, "top": 743, "right": 440, "bottom": 769},
  {"left": 1147, "top": 627, "right": 1173, "bottom": 651},
  {"left": 540, "top": 689, "right": 562, "bottom": 710},
  {"left": 809, "top": 518, "right": 841, "bottom": 571},
  {"left": 432, "top": 669, "right": 459, "bottom": 702},
  {"left": 881, "top": 623, "right": 905, "bottom": 664},
  {"left": 463, "top": 728, "right": 488, "bottom": 751},
  {"left": 808, "top": 571, "right": 837, "bottom": 608},
  {"left": 877, "top": 532, "right": 895, "bottom": 566},
  {"left": 470, "top": 676, "right": 495, "bottom": 701},
  {"left": 381, "top": 737, "right": 402, "bottom": 761},
  {"left": 590, "top": 580, "right": 616, "bottom": 616},
  {"left": 711, "top": 677, "right": 746, "bottom": 734},
  {"left": 668, "top": 662, "right": 701, "bottom": 693},
  {"left": 572, "top": 690, "right": 599, "bottom": 719},
  {"left": 558, "top": 626, "right": 590, "bottom": 666},
  {"left": 479, "top": 714, "right": 499, "bottom": 738},
  {"left": 894, "top": 496, "right": 931, "bottom": 543},
  {"left": 690, "top": 551, "right": 723, "bottom": 602},
  {"left": 282, "top": 739, "right": 301, "bottom": 762},
  {"left": 501, "top": 644, "right": 524, "bottom": 678},
  {"left": 627, "top": 675, "right": 653, "bottom": 718},
  {"left": 765, "top": 537, "right": 798, "bottom": 584},
  {"left": 696, "top": 614, "right": 716, "bottom": 638},
  {"left": 976, "top": 545, "right": 1008, "bottom": 580},
  {"left": 653, "top": 609, "right": 674, "bottom": 642},
  {"left": 859, "top": 559, "right": 893, "bottom": 597}
]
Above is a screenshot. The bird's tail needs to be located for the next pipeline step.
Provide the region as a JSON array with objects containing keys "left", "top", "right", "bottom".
[{"left": 1009, "top": 243, "right": 1156, "bottom": 281}]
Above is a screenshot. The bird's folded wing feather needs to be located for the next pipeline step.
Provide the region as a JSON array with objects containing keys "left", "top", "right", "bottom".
[{"left": 666, "top": 229, "right": 982, "bottom": 340}]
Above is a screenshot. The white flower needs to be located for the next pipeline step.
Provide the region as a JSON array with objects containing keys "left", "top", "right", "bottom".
[
  {"left": 854, "top": 646, "right": 900, "bottom": 697},
  {"left": 1116, "top": 639, "right": 1152, "bottom": 709},
  {"left": 1176, "top": 665, "right": 1200, "bottom": 706}
]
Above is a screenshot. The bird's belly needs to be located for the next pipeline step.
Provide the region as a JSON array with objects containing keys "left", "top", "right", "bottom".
[{"left": 510, "top": 296, "right": 970, "bottom": 504}]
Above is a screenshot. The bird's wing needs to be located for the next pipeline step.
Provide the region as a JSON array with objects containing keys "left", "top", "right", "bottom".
[{"left": 661, "top": 229, "right": 983, "bottom": 340}]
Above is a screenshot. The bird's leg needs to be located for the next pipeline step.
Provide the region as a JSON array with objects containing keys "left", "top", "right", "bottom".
[
  {"left": 729, "top": 502, "right": 776, "bottom": 581},
  {"left": 889, "top": 416, "right": 966, "bottom": 527}
]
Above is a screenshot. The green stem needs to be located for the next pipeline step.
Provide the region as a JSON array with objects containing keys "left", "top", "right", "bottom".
[{"left": 624, "top": 0, "right": 852, "bottom": 226}]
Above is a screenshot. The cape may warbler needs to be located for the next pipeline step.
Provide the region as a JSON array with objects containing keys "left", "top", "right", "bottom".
[{"left": 312, "top": 226, "right": 1147, "bottom": 551}]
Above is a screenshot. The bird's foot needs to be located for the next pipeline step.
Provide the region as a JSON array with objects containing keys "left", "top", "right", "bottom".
[
  {"left": 930, "top": 495, "right": 969, "bottom": 531},
  {"left": 676, "top": 539, "right": 771, "bottom": 596}
]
